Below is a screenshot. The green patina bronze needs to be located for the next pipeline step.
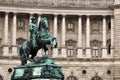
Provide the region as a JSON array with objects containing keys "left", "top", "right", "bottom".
[
  {"left": 11, "top": 17, "right": 64, "bottom": 80},
  {"left": 19, "top": 17, "right": 57, "bottom": 65},
  {"left": 11, "top": 56, "right": 64, "bottom": 80}
]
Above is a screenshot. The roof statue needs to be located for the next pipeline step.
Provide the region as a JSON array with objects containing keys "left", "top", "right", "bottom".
[{"left": 11, "top": 17, "right": 64, "bottom": 80}]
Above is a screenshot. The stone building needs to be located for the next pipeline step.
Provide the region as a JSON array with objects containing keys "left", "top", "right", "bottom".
[{"left": 0, "top": 0, "right": 120, "bottom": 80}]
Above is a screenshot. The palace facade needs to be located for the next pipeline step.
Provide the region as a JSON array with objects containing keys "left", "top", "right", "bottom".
[{"left": 0, "top": 0, "right": 120, "bottom": 80}]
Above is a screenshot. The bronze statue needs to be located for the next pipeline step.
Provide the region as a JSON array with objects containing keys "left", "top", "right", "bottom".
[
  {"left": 12, "top": 17, "right": 64, "bottom": 80},
  {"left": 19, "top": 17, "right": 57, "bottom": 65}
]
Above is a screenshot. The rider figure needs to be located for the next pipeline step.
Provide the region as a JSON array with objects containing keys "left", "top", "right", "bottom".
[{"left": 29, "top": 17, "right": 38, "bottom": 48}]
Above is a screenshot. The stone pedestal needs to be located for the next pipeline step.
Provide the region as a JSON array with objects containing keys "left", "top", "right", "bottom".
[
  {"left": 52, "top": 48, "right": 58, "bottom": 58},
  {"left": 11, "top": 56, "right": 64, "bottom": 80},
  {"left": 77, "top": 47, "right": 83, "bottom": 58},
  {"left": 61, "top": 47, "right": 67, "bottom": 58},
  {"left": 11, "top": 45, "right": 18, "bottom": 56},
  {"left": 110, "top": 47, "right": 114, "bottom": 58},
  {"left": 3, "top": 45, "right": 9, "bottom": 56},
  {"left": 86, "top": 47, "right": 91, "bottom": 58},
  {"left": 102, "top": 47, "right": 107, "bottom": 58}
]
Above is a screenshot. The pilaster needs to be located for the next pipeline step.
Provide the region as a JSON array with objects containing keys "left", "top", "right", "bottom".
[
  {"left": 61, "top": 14, "right": 67, "bottom": 58},
  {"left": 86, "top": 15, "right": 91, "bottom": 58},
  {"left": 3, "top": 12, "right": 9, "bottom": 56},
  {"left": 77, "top": 15, "right": 83, "bottom": 58},
  {"left": 12, "top": 12, "right": 18, "bottom": 56}
]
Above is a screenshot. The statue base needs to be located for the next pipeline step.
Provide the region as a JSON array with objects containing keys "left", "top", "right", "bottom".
[{"left": 11, "top": 56, "right": 64, "bottom": 80}]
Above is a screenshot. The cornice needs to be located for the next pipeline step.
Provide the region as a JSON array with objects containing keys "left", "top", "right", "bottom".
[{"left": 0, "top": 2, "right": 114, "bottom": 10}]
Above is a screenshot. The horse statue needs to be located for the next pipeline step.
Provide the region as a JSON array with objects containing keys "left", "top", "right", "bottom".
[{"left": 19, "top": 17, "right": 57, "bottom": 65}]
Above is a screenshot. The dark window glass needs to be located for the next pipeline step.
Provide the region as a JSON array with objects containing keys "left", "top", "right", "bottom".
[
  {"left": 0, "top": 75, "right": 3, "bottom": 80},
  {"left": 66, "top": 76, "right": 77, "bottom": 80}
]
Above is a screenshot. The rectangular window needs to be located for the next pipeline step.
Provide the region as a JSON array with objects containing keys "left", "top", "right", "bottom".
[
  {"left": 67, "top": 23, "right": 74, "bottom": 32},
  {"left": 92, "top": 47, "right": 99, "bottom": 58},
  {"left": 18, "top": 20, "right": 24, "bottom": 27},
  {"left": 17, "top": 19, "right": 25, "bottom": 30},
  {"left": 108, "top": 22, "right": 111, "bottom": 30},
  {"left": 67, "top": 49, "right": 74, "bottom": 57},
  {"left": 67, "top": 46, "right": 74, "bottom": 57}
]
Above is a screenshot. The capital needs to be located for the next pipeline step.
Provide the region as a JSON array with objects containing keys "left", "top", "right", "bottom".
[
  {"left": 5, "top": 11, "right": 9, "bottom": 14},
  {"left": 86, "top": 15, "right": 90, "bottom": 17},
  {"left": 37, "top": 13, "right": 42, "bottom": 16},
  {"left": 29, "top": 13, "right": 34, "bottom": 16},
  {"left": 62, "top": 14, "right": 66, "bottom": 17},
  {"left": 78, "top": 15, "right": 82, "bottom": 17},
  {"left": 102, "top": 15, "right": 107, "bottom": 18}
]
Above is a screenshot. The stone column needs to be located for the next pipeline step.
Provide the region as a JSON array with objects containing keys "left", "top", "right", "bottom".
[
  {"left": 29, "top": 13, "right": 33, "bottom": 23},
  {"left": 77, "top": 15, "right": 83, "bottom": 58},
  {"left": 3, "top": 12, "right": 9, "bottom": 56},
  {"left": 110, "top": 16, "right": 114, "bottom": 57},
  {"left": 86, "top": 15, "right": 91, "bottom": 58},
  {"left": 102, "top": 16, "right": 107, "bottom": 58},
  {"left": 61, "top": 14, "right": 67, "bottom": 58},
  {"left": 12, "top": 13, "right": 18, "bottom": 56},
  {"left": 37, "top": 14, "right": 41, "bottom": 25},
  {"left": 53, "top": 14, "right": 58, "bottom": 58}
]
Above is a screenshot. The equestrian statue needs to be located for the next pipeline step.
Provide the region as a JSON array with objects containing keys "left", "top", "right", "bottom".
[
  {"left": 19, "top": 17, "right": 57, "bottom": 65},
  {"left": 11, "top": 16, "right": 64, "bottom": 80}
]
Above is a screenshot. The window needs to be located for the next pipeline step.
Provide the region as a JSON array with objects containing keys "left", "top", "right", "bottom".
[
  {"left": 108, "top": 22, "right": 111, "bottom": 30},
  {"left": 0, "top": 39, "right": 2, "bottom": 54},
  {"left": 0, "top": 75, "right": 3, "bottom": 80},
  {"left": 17, "top": 19, "right": 25, "bottom": 30},
  {"left": 57, "top": 20, "right": 61, "bottom": 33},
  {"left": 108, "top": 45, "right": 111, "bottom": 54},
  {"left": 66, "top": 40, "right": 76, "bottom": 57},
  {"left": 92, "top": 47, "right": 99, "bottom": 58},
  {"left": 91, "top": 22, "right": 99, "bottom": 33},
  {"left": 90, "top": 40, "right": 102, "bottom": 58},
  {"left": 67, "top": 46, "right": 74, "bottom": 57},
  {"left": 107, "top": 39, "right": 111, "bottom": 54},
  {"left": 66, "top": 76, "right": 77, "bottom": 80},
  {"left": 18, "top": 20, "right": 24, "bottom": 27},
  {"left": 67, "top": 22, "right": 74, "bottom": 32},
  {"left": 91, "top": 76, "right": 102, "bottom": 80}
]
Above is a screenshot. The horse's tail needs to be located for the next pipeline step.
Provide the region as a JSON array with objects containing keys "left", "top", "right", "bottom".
[
  {"left": 19, "top": 46, "right": 22, "bottom": 56},
  {"left": 19, "top": 46, "right": 27, "bottom": 65}
]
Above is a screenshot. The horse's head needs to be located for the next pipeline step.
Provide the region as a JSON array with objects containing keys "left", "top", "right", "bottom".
[{"left": 39, "top": 17, "right": 48, "bottom": 30}]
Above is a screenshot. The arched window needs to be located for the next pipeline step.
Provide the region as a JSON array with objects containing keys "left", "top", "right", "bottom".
[
  {"left": 90, "top": 40, "right": 102, "bottom": 58},
  {"left": 91, "top": 76, "right": 102, "bottom": 80},
  {"left": 0, "top": 75, "right": 3, "bottom": 80},
  {"left": 66, "top": 76, "right": 77, "bottom": 80},
  {"left": 66, "top": 39, "right": 76, "bottom": 57},
  {"left": 91, "top": 73, "right": 102, "bottom": 80}
]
